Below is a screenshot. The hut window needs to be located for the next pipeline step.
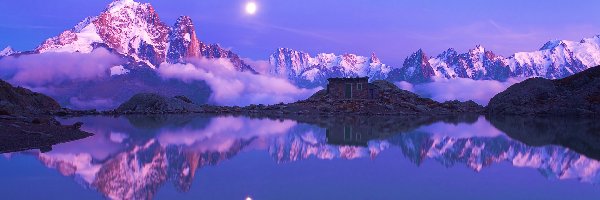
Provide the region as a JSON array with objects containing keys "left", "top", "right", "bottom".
[{"left": 357, "top": 83, "right": 363, "bottom": 90}]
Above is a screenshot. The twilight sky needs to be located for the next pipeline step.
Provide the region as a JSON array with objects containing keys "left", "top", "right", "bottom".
[{"left": 1, "top": 0, "right": 600, "bottom": 66}]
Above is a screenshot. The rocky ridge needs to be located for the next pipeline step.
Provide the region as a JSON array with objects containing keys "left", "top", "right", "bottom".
[
  {"left": 271, "top": 35, "right": 600, "bottom": 85},
  {"left": 487, "top": 65, "right": 600, "bottom": 116}
]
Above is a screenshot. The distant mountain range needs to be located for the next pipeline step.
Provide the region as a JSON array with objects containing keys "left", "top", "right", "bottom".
[
  {"left": 271, "top": 37, "right": 600, "bottom": 87},
  {"left": 1, "top": 0, "right": 600, "bottom": 97}
]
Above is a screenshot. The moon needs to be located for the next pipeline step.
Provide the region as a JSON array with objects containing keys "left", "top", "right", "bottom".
[{"left": 245, "top": 2, "right": 257, "bottom": 15}]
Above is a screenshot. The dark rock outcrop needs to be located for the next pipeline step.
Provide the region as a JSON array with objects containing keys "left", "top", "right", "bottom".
[
  {"left": 0, "top": 79, "right": 92, "bottom": 153},
  {"left": 0, "top": 80, "right": 61, "bottom": 115},
  {"left": 487, "top": 66, "right": 600, "bottom": 116},
  {"left": 116, "top": 93, "right": 203, "bottom": 114},
  {"left": 203, "top": 80, "right": 484, "bottom": 116}
]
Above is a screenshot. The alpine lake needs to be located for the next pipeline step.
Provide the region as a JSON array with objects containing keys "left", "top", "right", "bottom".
[{"left": 1, "top": 114, "right": 600, "bottom": 200}]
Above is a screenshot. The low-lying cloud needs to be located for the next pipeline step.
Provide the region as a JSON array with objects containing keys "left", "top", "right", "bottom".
[
  {"left": 242, "top": 57, "right": 272, "bottom": 74},
  {"left": 396, "top": 77, "right": 524, "bottom": 105},
  {"left": 158, "top": 58, "right": 320, "bottom": 106},
  {"left": 0, "top": 48, "right": 124, "bottom": 87}
]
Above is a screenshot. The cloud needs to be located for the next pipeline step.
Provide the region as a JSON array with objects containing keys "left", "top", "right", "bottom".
[
  {"left": 69, "top": 97, "right": 116, "bottom": 110},
  {"left": 242, "top": 57, "right": 272, "bottom": 74},
  {"left": 157, "top": 58, "right": 320, "bottom": 106},
  {"left": 397, "top": 77, "right": 524, "bottom": 106},
  {"left": 0, "top": 48, "right": 124, "bottom": 87}
]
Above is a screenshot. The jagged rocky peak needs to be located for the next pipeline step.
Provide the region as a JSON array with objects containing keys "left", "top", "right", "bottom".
[
  {"left": 397, "top": 48, "right": 435, "bottom": 83},
  {"left": 35, "top": 0, "right": 171, "bottom": 68},
  {"left": 32, "top": 0, "right": 256, "bottom": 72},
  {"left": 370, "top": 52, "right": 380, "bottom": 63},
  {"left": 540, "top": 40, "right": 567, "bottom": 50},
  {"left": 173, "top": 16, "right": 196, "bottom": 31},
  {"left": 403, "top": 49, "right": 432, "bottom": 69},
  {"left": 412, "top": 49, "right": 429, "bottom": 61},
  {"left": 107, "top": 0, "right": 140, "bottom": 9},
  {"left": 470, "top": 44, "right": 486, "bottom": 54},
  {"left": 437, "top": 48, "right": 458, "bottom": 59},
  {"left": 167, "top": 15, "right": 201, "bottom": 63},
  {"left": 0, "top": 46, "right": 16, "bottom": 57},
  {"left": 95, "top": 0, "right": 170, "bottom": 64}
]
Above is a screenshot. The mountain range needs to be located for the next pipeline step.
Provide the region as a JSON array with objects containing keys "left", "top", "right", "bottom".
[
  {"left": 1, "top": 0, "right": 600, "bottom": 100},
  {"left": 271, "top": 37, "right": 600, "bottom": 87}
]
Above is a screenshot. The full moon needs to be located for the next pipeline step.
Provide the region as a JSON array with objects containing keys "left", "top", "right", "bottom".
[{"left": 245, "top": 2, "right": 257, "bottom": 15}]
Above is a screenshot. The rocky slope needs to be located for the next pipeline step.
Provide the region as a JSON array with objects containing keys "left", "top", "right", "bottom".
[
  {"left": 0, "top": 79, "right": 61, "bottom": 115},
  {"left": 115, "top": 93, "right": 203, "bottom": 114},
  {"left": 33, "top": 0, "right": 255, "bottom": 72},
  {"left": 487, "top": 65, "right": 600, "bottom": 115},
  {"left": 0, "top": 79, "right": 92, "bottom": 153}
]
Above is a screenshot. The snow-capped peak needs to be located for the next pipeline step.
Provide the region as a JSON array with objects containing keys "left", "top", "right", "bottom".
[
  {"left": 107, "top": 0, "right": 142, "bottom": 13},
  {"left": 470, "top": 45, "right": 486, "bottom": 54},
  {"left": 370, "top": 52, "right": 380, "bottom": 63},
  {"left": 0, "top": 46, "right": 16, "bottom": 56},
  {"left": 269, "top": 48, "right": 392, "bottom": 87},
  {"left": 540, "top": 39, "right": 565, "bottom": 50}
]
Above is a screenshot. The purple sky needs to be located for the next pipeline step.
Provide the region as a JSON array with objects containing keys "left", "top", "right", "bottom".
[{"left": 1, "top": 0, "right": 600, "bottom": 66}]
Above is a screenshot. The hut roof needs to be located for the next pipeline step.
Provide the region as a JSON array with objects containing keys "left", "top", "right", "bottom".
[{"left": 327, "top": 77, "right": 369, "bottom": 82}]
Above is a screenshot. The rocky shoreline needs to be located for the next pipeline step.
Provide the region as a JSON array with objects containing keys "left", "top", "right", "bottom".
[
  {"left": 0, "top": 80, "right": 93, "bottom": 153},
  {"left": 56, "top": 80, "right": 485, "bottom": 117}
]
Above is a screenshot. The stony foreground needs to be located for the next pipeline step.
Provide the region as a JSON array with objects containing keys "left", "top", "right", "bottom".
[{"left": 0, "top": 80, "right": 92, "bottom": 153}]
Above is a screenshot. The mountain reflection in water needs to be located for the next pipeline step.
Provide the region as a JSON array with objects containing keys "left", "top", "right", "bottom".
[{"left": 6, "top": 114, "right": 600, "bottom": 199}]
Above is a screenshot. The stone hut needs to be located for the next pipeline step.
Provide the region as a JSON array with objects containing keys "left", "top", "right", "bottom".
[{"left": 326, "top": 77, "right": 375, "bottom": 99}]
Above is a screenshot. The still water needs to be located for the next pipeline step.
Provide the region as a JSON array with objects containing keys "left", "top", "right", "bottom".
[{"left": 1, "top": 114, "right": 600, "bottom": 200}]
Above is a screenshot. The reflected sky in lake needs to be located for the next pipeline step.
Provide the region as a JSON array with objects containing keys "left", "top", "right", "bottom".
[{"left": 1, "top": 114, "right": 600, "bottom": 200}]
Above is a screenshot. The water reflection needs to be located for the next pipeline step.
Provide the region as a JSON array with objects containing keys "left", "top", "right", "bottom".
[
  {"left": 7, "top": 114, "right": 600, "bottom": 199},
  {"left": 488, "top": 115, "right": 600, "bottom": 160}
]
